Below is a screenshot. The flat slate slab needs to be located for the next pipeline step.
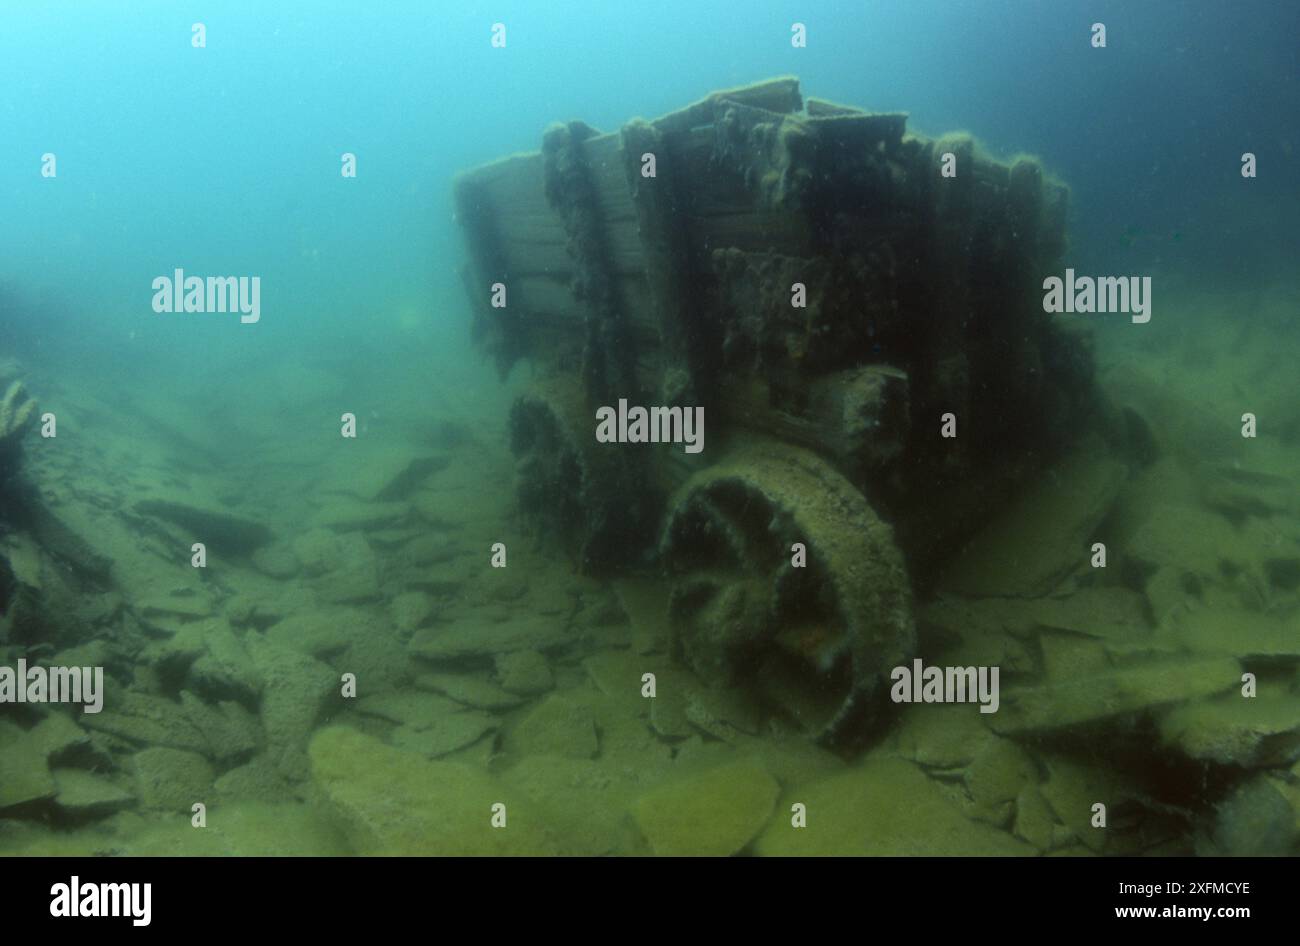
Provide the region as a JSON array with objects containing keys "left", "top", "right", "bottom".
[
  {"left": 633, "top": 759, "right": 779, "bottom": 856},
  {"left": 0, "top": 721, "right": 56, "bottom": 809},
  {"left": 414, "top": 672, "right": 524, "bottom": 711},
  {"left": 355, "top": 691, "right": 465, "bottom": 727},
  {"left": 990, "top": 655, "right": 1241, "bottom": 735},
  {"left": 322, "top": 450, "right": 450, "bottom": 503},
  {"left": 938, "top": 445, "right": 1126, "bottom": 597},
  {"left": 81, "top": 690, "right": 209, "bottom": 754},
  {"left": 409, "top": 616, "right": 572, "bottom": 663},
  {"left": 133, "top": 746, "right": 214, "bottom": 812},
  {"left": 134, "top": 498, "right": 274, "bottom": 554},
  {"left": 309, "top": 727, "right": 555, "bottom": 855},
  {"left": 754, "top": 754, "right": 1033, "bottom": 856},
  {"left": 138, "top": 592, "right": 215, "bottom": 621},
  {"left": 508, "top": 694, "right": 598, "bottom": 759},
  {"left": 53, "top": 769, "right": 136, "bottom": 815},
  {"left": 29, "top": 712, "right": 90, "bottom": 760},
  {"left": 245, "top": 635, "right": 338, "bottom": 781},
  {"left": 1166, "top": 608, "right": 1300, "bottom": 662},
  {"left": 309, "top": 500, "right": 412, "bottom": 533},
  {"left": 1159, "top": 692, "right": 1300, "bottom": 767},
  {"left": 922, "top": 587, "right": 1151, "bottom": 642},
  {"left": 179, "top": 691, "right": 262, "bottom": 764},
  {"left": 390, "top": 713, "right": 497, "bottom": 759},
  {"left": 494, "top": 650, "right": 554, "bottom": 695}
]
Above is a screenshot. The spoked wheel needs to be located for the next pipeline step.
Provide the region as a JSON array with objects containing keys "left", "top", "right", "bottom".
[
  {"left": 509, "top": 379, "right": 587, "bottom": 562},
  {"left": 509, "top": 377, "right": 655, "bottom": 574},
  {"left": 661, "top": 438, "right": 914, "bottom": 743}
]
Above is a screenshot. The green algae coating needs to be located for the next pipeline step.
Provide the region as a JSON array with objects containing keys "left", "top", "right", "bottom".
[
  {"left": 631, "top": 758, "right": 779, "bottom": 856},
  {"left": 755, "top": 755, "right": 1034, "bottom": 857},
  {"left": 309, "top": 726, "right": 556, "bottom": 856}
]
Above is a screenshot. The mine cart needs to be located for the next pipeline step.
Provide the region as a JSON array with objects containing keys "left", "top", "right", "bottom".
[{"left": 454, "top": 77, "right": 1100, "bottom": 742}]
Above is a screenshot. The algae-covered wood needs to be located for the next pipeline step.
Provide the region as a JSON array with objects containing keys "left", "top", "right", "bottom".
[{"left": 456, "top": 76, "right": 1093, "bottom": 582}]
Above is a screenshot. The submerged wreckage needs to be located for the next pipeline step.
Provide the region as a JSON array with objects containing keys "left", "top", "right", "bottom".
[{"left": 455, "top": 77, "right": 1109, "bottom": 743}]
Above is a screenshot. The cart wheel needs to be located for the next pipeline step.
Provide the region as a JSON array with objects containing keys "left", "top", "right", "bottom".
[
  {"left": 509, "top": 378, "right": 655, "bottom": 574},
  {"left": 661, "top": 438, "right": 914, "bottom": 742}
]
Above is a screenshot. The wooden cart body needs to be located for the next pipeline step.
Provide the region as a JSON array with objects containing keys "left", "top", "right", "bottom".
[{"left": 455, "top": 77, "right": 1101, "bottom": 740}]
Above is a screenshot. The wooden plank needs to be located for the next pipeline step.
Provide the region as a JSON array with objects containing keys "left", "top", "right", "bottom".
[
  {"left": 616, "top": 274, "right": 659, "bottom": 337},
  {"left": 809, "top": 111, "right": 909, "bottom": 152},
  {"left": 582, "top": 132, "right": 638, "bottom": 224},
  {"left": 499, "top": 237, "right": 572, "bottom": 278},
  {"left": 456, "top": 152, "right": 550, "bottom": 219},
  {"left": 652, "top": 76, "right": 802, "bottom": 133},
  {"left": 511, "top": 274, "right": 662, "bottom": 343},
  {"left": 495, "top": 221, "right": 646, "bottom": 278},
  {"left": 621, "top": 118, "right": 704, "bottom": 402},
  {"left": 805, "top": 97, "right": 864, "bottom": 117},
  {"left": 513, "top": 274, "right": 575, "bottom": 318},
  {"left": 674, "top": 126, "right": 757, "bottom": 217},
  {"left": 692, "top": 211, "right": 815, "bottom": 257},
  {"left": 470, "top": 133, "right": 643, "bottom": 277}
]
